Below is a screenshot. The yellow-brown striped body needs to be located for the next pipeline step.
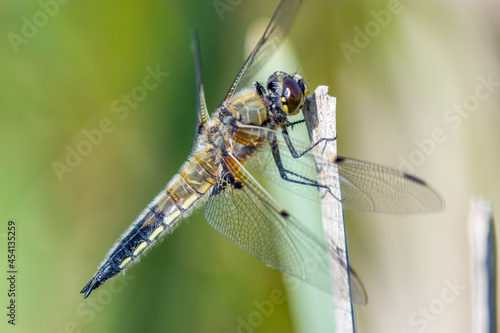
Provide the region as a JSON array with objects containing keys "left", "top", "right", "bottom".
[
  {"left": 81, "top": 150, "right": 219, "bottom": 297},
  {"left": 81, "top": 74, "right": 298, "bottom": 298},
  {"left": 229, "top": 89, "right": 268, "bottom": 126}
]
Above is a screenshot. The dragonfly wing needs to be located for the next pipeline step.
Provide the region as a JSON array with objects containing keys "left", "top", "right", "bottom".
[
  {"left": 347, "top": 266, "right": 368, "bottom": 305},
  {"left": 245, "top": 128, "right": 444, "bottom": 214},
  {"left": 205, "top": 153, "right": 345, "bottom": 294},
  {"left": 221, "top": 0, "right": 303, "bottom": 104},
  {"left": 191, "top": 29, "right": 209, "bottom": 140},
  {"left": 333, "top": 156, "right": 445, "bottom": 214},
  {"left": 245, "top": 129, "right": 322, "bottom": 202}
]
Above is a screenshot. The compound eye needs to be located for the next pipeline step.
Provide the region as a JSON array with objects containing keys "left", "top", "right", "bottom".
[
  {"left": 283, "top": 77, "right": 301, "bottom": 100},
  {"left": 282, "top": 76, "right": 304, "bottom": 115},
  {"left": 299, "top": 81, "right": 306, "bottom": 93}
]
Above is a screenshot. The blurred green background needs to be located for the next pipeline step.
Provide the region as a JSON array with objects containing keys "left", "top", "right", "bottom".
[{"left": 1, "top": 0, "right": 499, "bottom": 332}]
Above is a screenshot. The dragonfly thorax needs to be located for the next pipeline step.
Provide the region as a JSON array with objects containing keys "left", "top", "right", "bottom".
[
  {"left": 202, "top": 71, "right": 310, "bottom": 165},
  {"left": 227, "top": 89, "right": 269, "bottom": 126}
]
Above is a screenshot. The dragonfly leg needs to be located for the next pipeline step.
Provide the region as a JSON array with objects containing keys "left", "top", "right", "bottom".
[
  {"left": 281, "top": 127, "right": 337, "bottom": 158},
  {"left": 254, "top": 81, "right": 267, "bottom": 100},
  {"left": 286, "top": 119, "right": 306, "bottom": 127},
  {"left": 270, "top": 136, "right": 339, "bottom": 201}
]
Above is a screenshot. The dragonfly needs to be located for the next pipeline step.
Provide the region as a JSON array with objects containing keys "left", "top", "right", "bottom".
[{"left": 81, "top": 0, "right": 444, "bottom": 301}]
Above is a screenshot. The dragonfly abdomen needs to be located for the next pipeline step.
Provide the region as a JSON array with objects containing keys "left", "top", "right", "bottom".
[{"left": 81, "top": 151, "right": 217, "bottom": 298}]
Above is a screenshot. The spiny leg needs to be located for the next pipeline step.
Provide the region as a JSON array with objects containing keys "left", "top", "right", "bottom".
[
  {"left": 281, "top": 127, "right": 337, "bottom": 158},
  {"left": 270, "top": 135, "right": 340, "bottom": 202},
  {"left": 286, "top": 119, "right": 306, "bottom": 127}
]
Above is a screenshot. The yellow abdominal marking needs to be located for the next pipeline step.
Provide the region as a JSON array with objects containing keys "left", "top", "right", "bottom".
[
  {"left": 149, "top": 226, "right": 164, "bottom": 241},
  {"left": 164, "top": 209, "right": 181, "bottom": 225},
  {"left": 281, "top": 97, "right": 286, "bottom": 103},
  {"left": 181, "top": 194, "right": 199, "bottom": 210},
  {"left": 119, "top": 257, "right": 131, "bottom": 269},
  {"left": 133, "top": 241, "right": 148, "bottom": 256},
  {"left": 187, "top": 178, "right": 201, "bottom": 186}
]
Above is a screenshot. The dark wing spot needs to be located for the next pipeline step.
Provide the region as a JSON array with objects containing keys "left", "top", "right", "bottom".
[
  {"left": 280, "top": 210, "right": 290, "bottom": 218},
  {"left": 225, "top": 172, "right": 236, "bottom": 186},
  {"left": 333, "top": 156, "right": 345, "bottom": 163},
  {"left": 220, "top": 164, "right": 244, "bottom": 190},
  {"left": 211, "top": 182, "right": 225, "bottom": 196},
  {"left": 403, "top": 173, "right": 426, "bottom": 186}
]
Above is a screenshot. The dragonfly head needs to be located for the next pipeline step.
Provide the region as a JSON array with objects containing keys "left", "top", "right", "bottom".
[{"left": 267, "top": 71, "right": 308, "bottom": 116}]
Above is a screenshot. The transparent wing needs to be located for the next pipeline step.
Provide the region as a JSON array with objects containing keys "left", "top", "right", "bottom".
[
  {"left": 221, "top": 0, "right": 303, "bottom": 105},
  {"left": 190, "top": 29, "right": 209, "bottom": 140},
  {"left": 332, "top": 156, "right": 444, "bottom": 213},
  {"left": 246, "top": 130, "right": 445, "bottom": 214},
  {"left": 204, "top": 153, "right": 366, "bottom": 303},
  {"left": 246, "top": 130, "right": 322, "bottom": 202}
]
